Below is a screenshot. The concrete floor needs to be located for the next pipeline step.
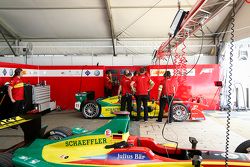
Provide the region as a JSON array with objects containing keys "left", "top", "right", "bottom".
[
  {"left": 140, "top": 110, "right": 249, "bottom": 152},
  {"left": 0, "top": 110, "right": 249, "bottom": 153}
]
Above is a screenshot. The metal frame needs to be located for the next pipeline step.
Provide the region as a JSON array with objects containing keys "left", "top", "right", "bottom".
[
  {"left": 104, "top": 0, "right": 116, "bottom": 56},
  {"left": 156, "top": 0, "right": 234, "bottom": 59}
]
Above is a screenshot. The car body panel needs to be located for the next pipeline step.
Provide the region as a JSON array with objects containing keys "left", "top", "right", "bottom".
[{"left": 12, "top": 113, "right": 250, "bottom": 167}]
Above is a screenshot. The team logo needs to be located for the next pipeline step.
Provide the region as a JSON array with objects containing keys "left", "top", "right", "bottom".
[
  {"left": 94, "top": 70, "right": 100, "bottom": 76},
  {"left": 105, "top": 129, "right": 112, "bottom": 137},
  {"left": 2, "top": 69, "right": 7, "bottom": 76},
  {"left": 85, "top": 70, "right": 90, "bottom": 76},
  {"left": 9, "top": 69, "right": 14, "bottom": 76}
]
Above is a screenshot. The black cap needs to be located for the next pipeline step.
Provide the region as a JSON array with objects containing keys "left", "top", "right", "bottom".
[{"left": 163, "top": 71, "right": 171, "bottom": 77}]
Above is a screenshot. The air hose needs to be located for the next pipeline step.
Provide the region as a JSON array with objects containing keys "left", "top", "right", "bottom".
[{"left": 225, "top": 0, "right": 235, "bottom": 166}]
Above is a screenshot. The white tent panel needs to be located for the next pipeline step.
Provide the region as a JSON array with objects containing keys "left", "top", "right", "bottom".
[
  {"left": 0, "top": 9, "right": 110, "bottom": 38},
  {"left": 234, "top": 3, "right": 250, "bottom": 41},
  {"left": 111, "top": 0, "right": 195, "bottom": 7},
  {"left": 0, "top": 0, "right": 104, "bottom": 8},
  {"left": 112, "top": 8, "right": 191, "bottom": 38},
  {"left": 203, "top": 6, "right": 232, "bottom": 34}
]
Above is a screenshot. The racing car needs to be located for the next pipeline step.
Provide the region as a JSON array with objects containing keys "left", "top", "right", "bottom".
[
  {"left": 5, "top": 112, "right": 250, "bottom": 167},
  {"left": 74, "top": 92, "right": 207, "bottom": 121}
]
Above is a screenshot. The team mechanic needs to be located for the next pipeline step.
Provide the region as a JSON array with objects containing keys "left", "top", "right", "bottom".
[
  {"left": 131, "top": 67, "right": 155, "bottom": 122},
  {"left": 8, "top": 68, "right": 25, "bottom": 124}
]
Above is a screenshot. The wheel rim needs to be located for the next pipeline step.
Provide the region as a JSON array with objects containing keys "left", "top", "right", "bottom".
[
  {"left": 48, "top": 135, "right": 63, "bottom": 140},
  {"left": 83, "top": 103, "right": 98, "bottom": 118},
  {"left": 172, "top": 104, "right": 189, "bottom": 121}
]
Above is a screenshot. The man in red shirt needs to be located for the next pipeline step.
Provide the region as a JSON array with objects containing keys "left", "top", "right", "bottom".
[
  {"left": 118, "top": 72, "right": 132, "bottom": 116},
  {"left": 8, "top": 68, "right": 25, "bottom": 120},
  {"left": 131, "top": 68, "right": 155, "bottom": 122},
  {"left": 157, "top": 71, "right": 176, "bottom": 123},
  {"left": 104, "top": 70, "right": 113, "bottom": 97}
]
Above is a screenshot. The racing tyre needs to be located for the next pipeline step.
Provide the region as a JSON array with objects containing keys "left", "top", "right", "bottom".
[
  {"left": 235, "top": 140, "right": 250, "bottom": 153},
  {"left": 0, "top": 153, "right": 13, "bottom": 167},
  {"left": 172, "top": 103, "right": 189, "bottom": 122},
  {"left": 81, "top": 101, "right": 100, "bottom": 119},
  {"left": 44, "top": 126, "right": 72, "bottom": 140}
]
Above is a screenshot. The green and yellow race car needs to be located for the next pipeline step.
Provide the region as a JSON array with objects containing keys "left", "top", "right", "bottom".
[
  {"left": 2, "top": 112, "right": 250, "bottom": 167},
  {"left": 74, "top": 92, "right": 207, "bottom": 122},
  {"left": 74, "top": 92, "right": 159, "bottom": 119}
]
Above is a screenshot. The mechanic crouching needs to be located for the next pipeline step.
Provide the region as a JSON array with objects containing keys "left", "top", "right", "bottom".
[{"left": 118, "top": 72, "right": 133, "bottom": 117}]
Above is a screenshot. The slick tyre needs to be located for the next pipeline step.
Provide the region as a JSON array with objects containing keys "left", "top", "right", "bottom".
[
  {"left": 0, "top": 153, "right": 13, "bottom": 167},
  {"left": 235, "top": 140, "right": 250, "bottom": 153},
  {"left": 44, "top": 126, "right": 72, "bottom": 140},
  {"left": 81, "top": 101, "right": 100, "bottom": 119}
]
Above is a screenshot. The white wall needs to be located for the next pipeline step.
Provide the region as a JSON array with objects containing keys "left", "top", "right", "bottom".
[{"left": 0, "top": 54, "right": 216, "bottom": 66}]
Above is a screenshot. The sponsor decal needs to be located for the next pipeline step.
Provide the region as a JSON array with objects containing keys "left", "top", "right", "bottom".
[
  {"left": 108, "top": 152, "right": 149, "bottom": 160},
  {"left": 191, "top": 105, "right": 198, "bottom": 110},
  {"left": 9, "top": 69, "right": 13, "bottom": 76},
  {"left": 103, "top": 107, "right": 120, "bottom": 113},
  {"left": 94, "top": 70, "right": 100, "bottom": 76},
  {"left": 0, "top": 116, "right": 32, "bottom": 129},
  {"left": 150, "top": 69, "right": 169, "bottom": 76},
  {"left": 29, "top": 159, "right": 40, "bottom": 164},
  {"left": 60, "top": 155, "right": 69, "bottom": 159},
  {"left": 13, "top": 82, "right": 24, "bottom": 88},
  {"left": 74, "top": 102, "right": 81, "bottom": 110},
  {"left": 2, "top": 68, "right": 7, "bottom": 76},
  {"left": 18, "top": 156, "right": 40, "bottom": 164},
  {"left": 85, "top": 70, "right": 90, "bottom": 76},
  {"left": 0, "top": 68, "right": 103, "bottom": 77},
  {"left": 150, "top": 69, "right": 195, "bottom": 76},
  {"left": 65, "top": 138, "right": 107, "bottom": 147},
  {"left": 105, "top": 129, "right": 112, "bottom": 137},
  {"left": 200, "top": 68, "right": 213, "bottom": 74},
  {"left": 19, "top": 156, "right": 31, "bottom": 161}
]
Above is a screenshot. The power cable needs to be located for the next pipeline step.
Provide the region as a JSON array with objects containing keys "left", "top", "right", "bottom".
[
  {"left": 185, "top": 26, "right": 204, "bottom": 75},
  {"left": 225, "top": 0, "right": 235, "bottom": 166},
  {"left": 158, "top": 34, "right": 179, "bottom": 153},
  {"left": 161, "top": 91, "right": 179, "bottom": 153},
  {"left": 116, "top": 0, "right": 163, "bottom": 38}
]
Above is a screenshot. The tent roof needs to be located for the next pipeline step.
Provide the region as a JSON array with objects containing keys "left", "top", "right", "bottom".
[{"left": 0, "top": 0, "right": 235, "bottom": 55}]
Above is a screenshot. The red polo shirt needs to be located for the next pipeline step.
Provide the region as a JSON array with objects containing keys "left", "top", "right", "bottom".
[
  {"left": 160, "top": 77, "right": 175, "bottom": 96},
  {"left": 104, "top": 75, "right": 112, "bottom": 89},
  {"left": 9, "top": 76, "right": 24, "bottom": 100},
  {"left": 132, "top": 74, "right": 150, "bottom": 95},
  {"left": 120, "top": 76, "right": 132, "bottom": 95}
]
